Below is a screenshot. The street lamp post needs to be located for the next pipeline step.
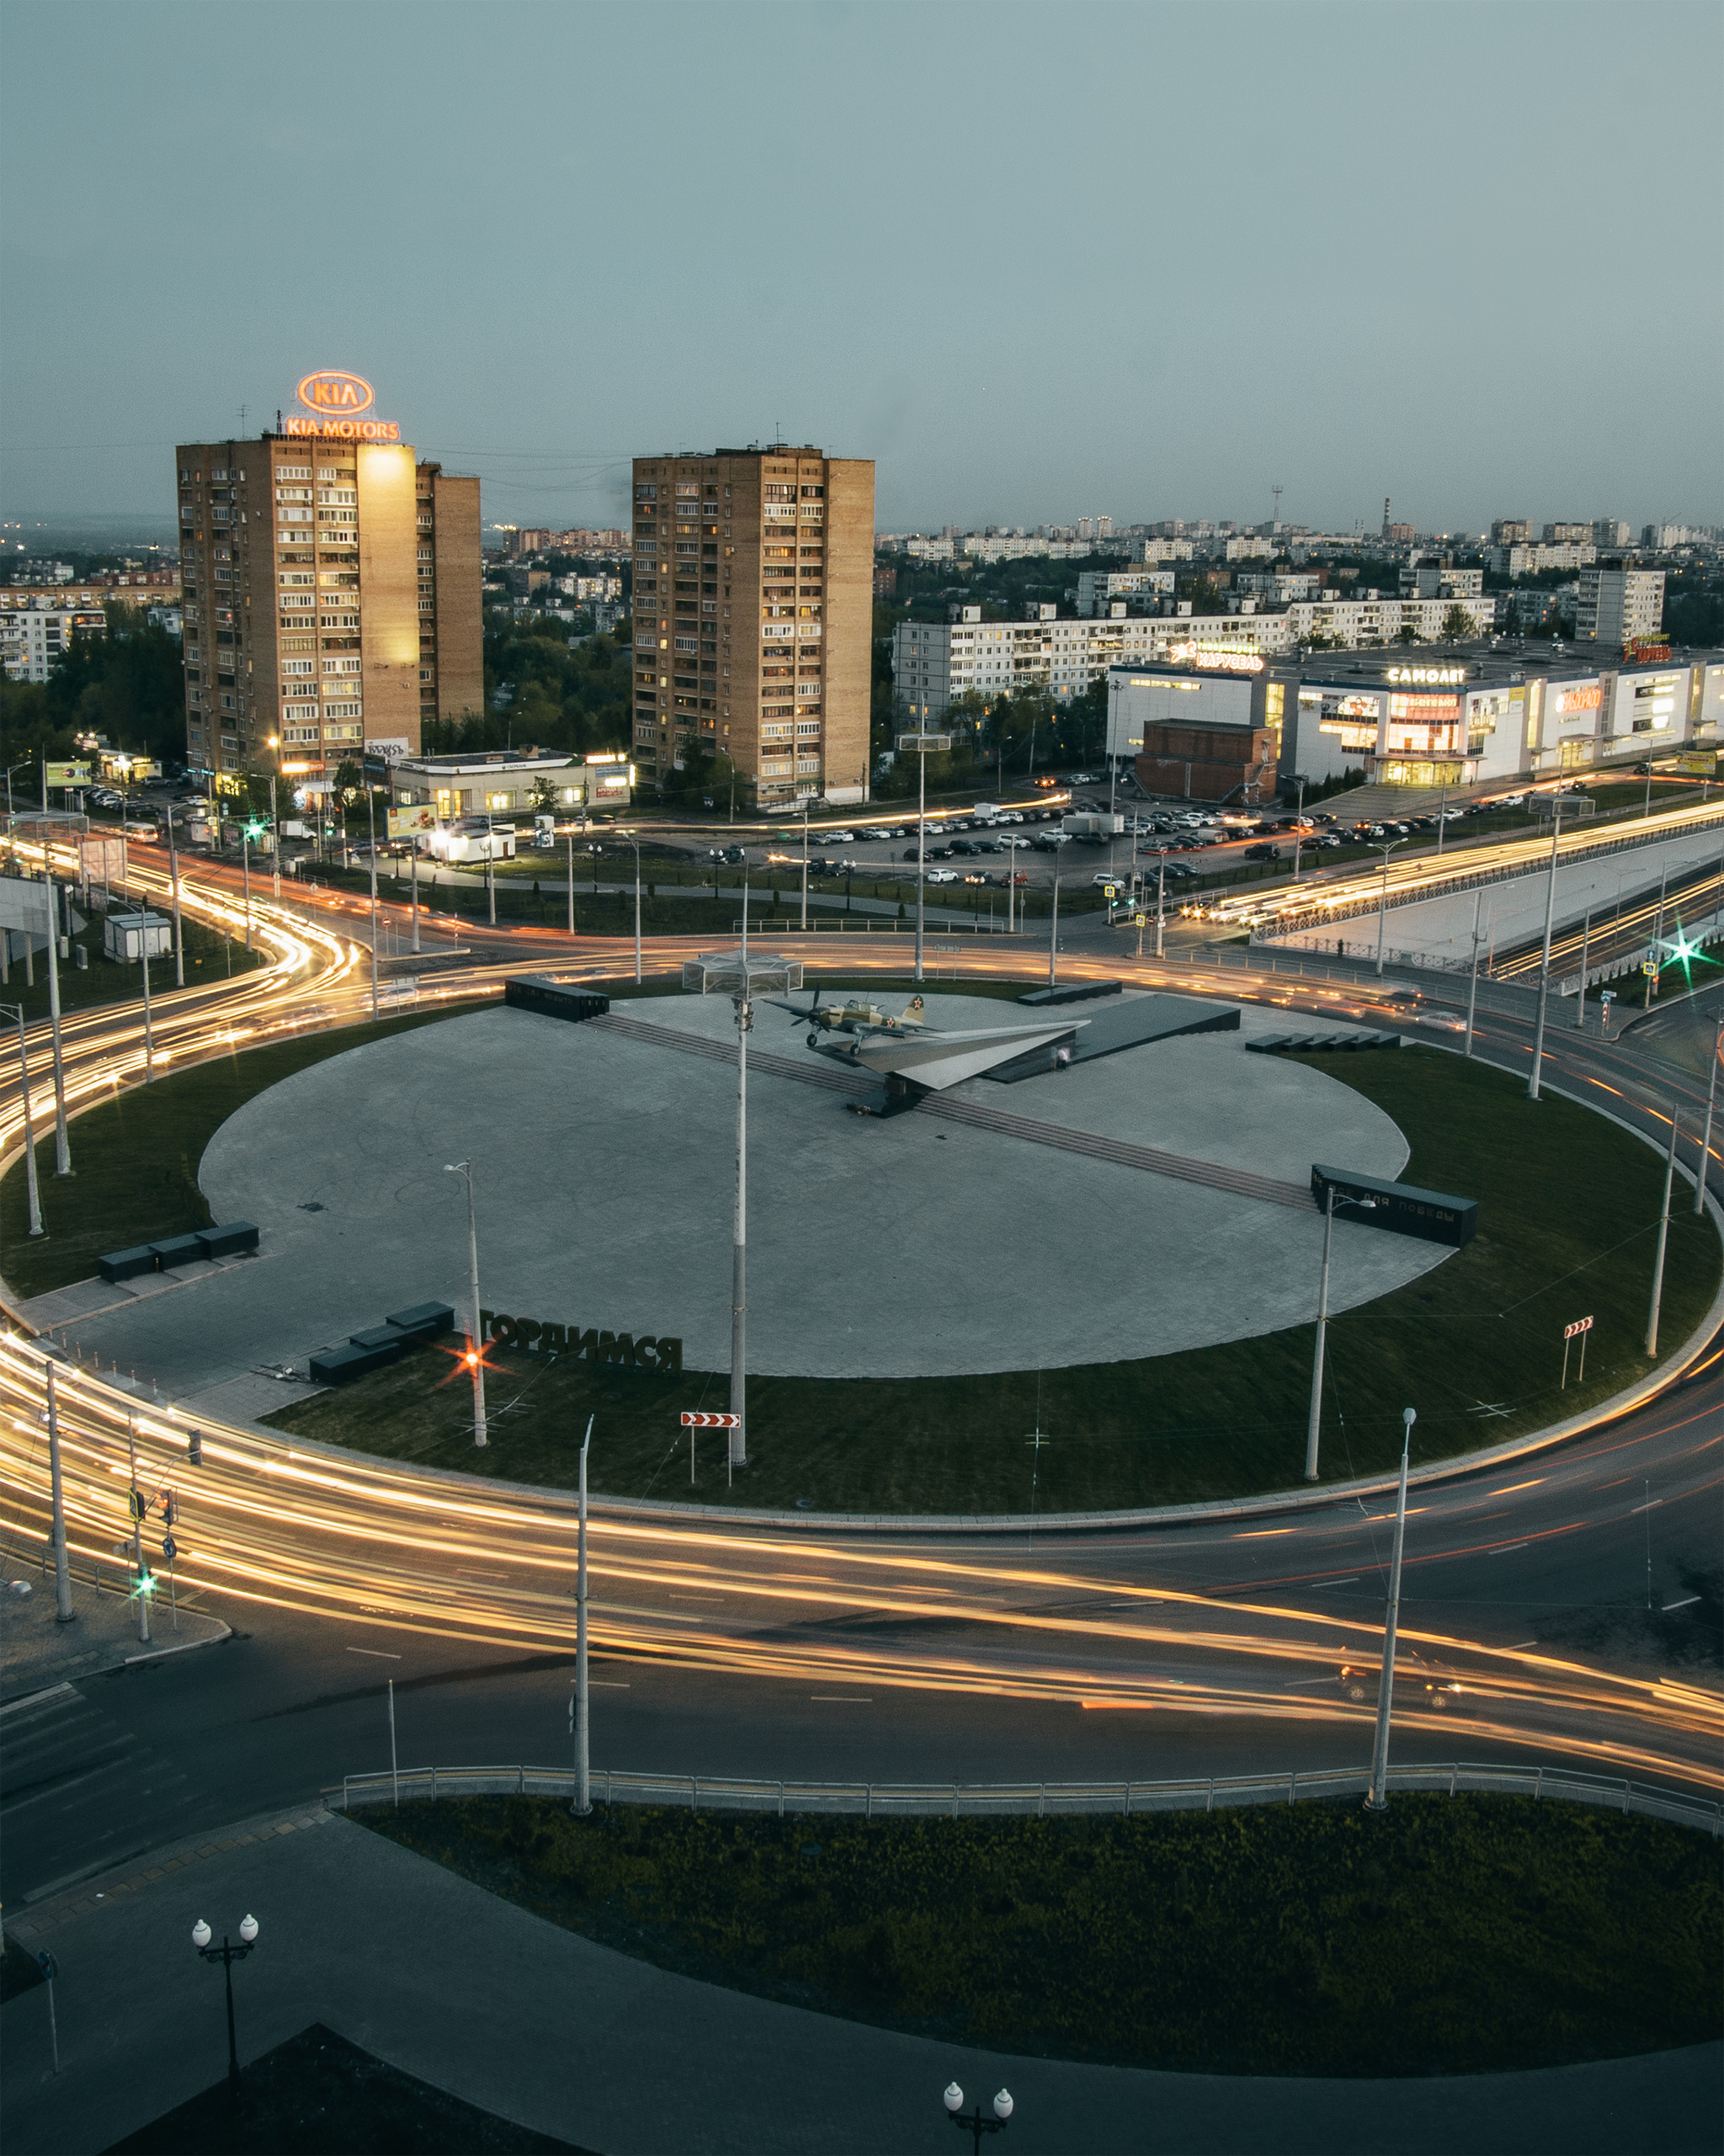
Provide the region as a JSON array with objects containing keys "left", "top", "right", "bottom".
[
  {"left": 1048, "top": 855, "right": 1061, "bottom": 989},
  {"left": 1526, "top": 804, "right": 1568, "bottom": 1100},
  {"left": 365, "top": 788, "right": 380, "bottom": 1022},
  {"left": 801, "top": 796, "right": 810, "bottom": 933},
  {"left": 3, "top": 1003, "right": 44, "bottom": 1238},
  {"left": 1372, "top": 839, "right": 1405, "bottom": 978},
  {"left": 444, "top": 1162, "right": 487, "bottom": 1445},
  {"left": 192, "top": 1915, "right": 259, "bottom": 2093},
  {"left": 1645, "top": 1112, "right": 1679, "bottom": 1356},
  {"left": 1463, "top": 892, "right": 1484, "bottom": 1061},
  {"left": 944, "top": 2081, "right": 1014, "bottom": 2151},
  {"left": 126, "top": 1415, "right": 150, "bottom": 1644},
  {"left": 42, "top": 869, "right": 69, "bottom": 1175},
  {"left": 573, "top": 1412, "right": 593, "bottom": 1816},
  {"left": 45, "top": 1358, "right": 73, "bottom": 1623},
  {"left": 1302, "top": 1187, "right": 1335, "bottom": 1482},
  {"left": 619, "top": 828, "right": 642, "bottom": 983},
  {"left": 900, "top": 730, "right": 950, "bottom": 987},
  {"left": 1695, "top": 1011, "right": 1722, "bottom": 1216},
  {"left": 1574, "top": 909, "right": 1591, "bottom": 1030},
  {"left": 566, "top": 824, "right": 575, "bottom": 936},
  {"left": 1365, "top": 1408, "right": 1415, "bottom": 1812},
  {"left": 268, "top": 736, "right": 282, "bottom": 899},
  {"left": 167, "top": 812, "right": 185, "bottom": 988},
  {"left": 140, "top": 923, "right": 155, "bottom": 1083},
  {"left": 731, "top": 939, "right": 750, "bottom": 1473},
  {"left": 241, "top": 828, "right": 253, "bottom": 952},
  {"left": 1291, "top": 775, "right": 1306, "bottom": 882}
]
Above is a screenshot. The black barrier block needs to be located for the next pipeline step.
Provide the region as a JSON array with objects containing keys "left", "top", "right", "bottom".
[
  {"left": 196, "top": 1222, "right": 259, "bottom": 1259},
  {"left": 1312, "top": 1163, "right": 1477, "bottom": 1248},
  {"left": 504, "top": 977, "right": 611, "bottom": 1023},
  {"left": 349, "top": 1325, "right": 406, "bottom": 1350},
  {"left": 309, "top": 1340, "right": 401, "bottom": 1385},
  {"left": 149, "top": 1234, "right": 208, "bottom": 1270},
  {"left": 1016, "top": 980, "right": 1123, "bottom": 1008},
  {"left": 98, "top": 1246, "right": 159, "bottom": 1285},
  {"left": 386, "top": 1301, "right": 456, "bottom": 1340}
]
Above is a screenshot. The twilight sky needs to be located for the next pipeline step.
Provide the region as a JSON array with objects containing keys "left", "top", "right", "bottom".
[{"left": 3, "top": 0, "right": 1718, "bottom": 539}]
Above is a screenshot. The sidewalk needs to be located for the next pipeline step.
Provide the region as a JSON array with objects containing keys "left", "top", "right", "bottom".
[
  {"left": 0, "top": 1544, "right": 227, "bottom": 1703},
  {"left": 2, "top": 1801, "right": 1715, "bottom": 2156}
]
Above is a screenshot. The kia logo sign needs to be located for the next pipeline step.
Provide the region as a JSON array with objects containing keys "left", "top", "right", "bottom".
[{"left": 297, "top": 370, "right": 375, "bottom": 415}]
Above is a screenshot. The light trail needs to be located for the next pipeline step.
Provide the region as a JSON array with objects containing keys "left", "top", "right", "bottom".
[{"left": 1, "top": 1339, "right": 1716, "bottom": 1794}]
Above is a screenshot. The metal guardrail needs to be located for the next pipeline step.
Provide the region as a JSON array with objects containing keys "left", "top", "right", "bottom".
[{"left": 329, "top": 1761, "right": 1722, "bottom": 1835}]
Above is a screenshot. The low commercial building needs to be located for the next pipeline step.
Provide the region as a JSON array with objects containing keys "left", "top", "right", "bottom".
[
  {"left": 386, "top": 749, "right": 636, "bottom": 820},
  {"left": 1106, "top": 656, "right": 1281, "bottom": 805}
]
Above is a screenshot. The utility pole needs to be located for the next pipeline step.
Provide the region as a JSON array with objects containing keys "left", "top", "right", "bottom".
[
  {"left": 366, "top": 789, "right": 380, "bottom": 1022},
  {"left": 1645, "top": 1113, "right": 1679, "bottom": 1357},
  {"left": 800, "top": 797, "right": 809, "bottom": 934},
  {"left": 1373, "top": 838, "right": 1405, "bottom": 977},
  {"left": 730, "top": 908, "right": 750, "bottom": 1473},
  {"left": 8, "top": 1004, "right": 43, "bottom": 1238},
  {"left": 573, "top": 1413, "right": 593, "bottom": 1815},
  {"left": 1365, "top": 1408, "right": 1415, "bottom": 1811},
  {"left": 411, "top": 843, "right": 420, "bottom": 954},
  {"left": 168, "top": 817, "right": 184, "bottom": 988},
  {"left": 140, "top": 932, "right": 154, "bottom": 1083},
  {"left": 241, "top": 828, "right": 252, "bottom": 950},
  {"left": 46, "top": 1360, "right": 72, "bottom": 1624},
  {"left": 566, "top": 827, "right": 575, "bottom": 935},
  {"left": 1695, "top": 1010, "right": 1721, "bottom": 1216},
  {"left": 127, "top": 1417, "right": 150, "bottom": 1645},
  {"left": 486, "top": 842, "right": 495, "bottom": 929},
  {"left": 1303, "top": 1188, "right": 1335, "bottom": 1482},
  {"left": 43, "top": 871, "right": 69, "bottom": 1175},
  {"left": 1574, "top": 910, "right": 1591, "bottom": 1030},
  {"left": 1291, "top": 775, "right": 1306, "bottom": 882},
  {"left": 445, "top": 1162, "right": 487, "bottom": 1445},
  {"left": 1156, "top": 849, "right": 1167, "bottom": 960},
  {"left": 916, "top": 738, "right": 927, "bottom": 983},
  {"left": 1527, "top": 805, "right": 1567, "bottom": 1101},
  {"left": 1048, "top": 857, "right": 1060, "bottom": 989},
  {"left": 1463, "top": 892, "right": 1483, "bottom": 1061}
]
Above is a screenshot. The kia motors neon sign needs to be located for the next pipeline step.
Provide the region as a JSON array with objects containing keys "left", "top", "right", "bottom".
[
  {"left": 284, "top": 369, "right": 402, "bottom": 442},
  {"left": 1166, "top": 641, "right": 1265, "bottom": 674}
]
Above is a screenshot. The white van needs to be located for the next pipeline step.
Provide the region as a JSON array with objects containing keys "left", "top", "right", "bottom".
[{"left": 428, "top": 817, "right": 516, "bottom": 864}]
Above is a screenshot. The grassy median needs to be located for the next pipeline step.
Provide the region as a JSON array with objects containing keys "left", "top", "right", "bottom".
[
  {"left": 262, "top": 1044, "right": 1720, "bottom": 1511},
  {"left": 363, "top": 1795, "right": 1722, "bottom": 2077}
]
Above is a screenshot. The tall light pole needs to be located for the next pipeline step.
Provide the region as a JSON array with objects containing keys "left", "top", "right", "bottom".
[
  {"left": 1645, "top": 1113, "right": 1679, "bottom": 1357},
  {"left": 1527, "top": 803, "right": 1567, "bottom": 1102},
  {"left": 1463, "top": 892, "right": 1484, "bottom": 1061},
  {"left": 241, "top": 826, "right": 253, "bottom": 951},
  {"left": 619, "top": 826, "right": 642, "bottom": 983},
  {"left": 1365, "top": 1407, "right": 1415, "bottom": 1812},
  {"left": 4, "top": 1003, "right": 43, "bottom": 1237},
  {"left": 573, "top": 1412, "right": 593, "bottom": 1816},
  {"left": 126, "top": 1415, "right": 150, "bottom": 1644},
  {"left": 45, "top": 1359, "right": 72, "bottom": 1624},
  {"left": 901, "top": 729, "right": 950, "bottom": 987},
  {"left": 365, "top": 786, "right": 380, "bottom": 1021},
  {"left": 1573, "top": 910, "right": 1591, "bottom": 1030},
  {"left": 42, "top": 868, "right": 69, "bottom": 1175},
  {"left": 566, "top": 822, "right": 575, "bottom": 936},
  {"left": 268, "top": 735, "right": 282, "bottom": 898},
  {"left": 1695, "top": 1011, "right": 1722, "bottom": 1216},
  {"left": 167, "top": 811, "right": 184, "bottom": 988},
  {"left": 1155, "top": 847, "right": 1168, "bottom": 959},
  {"left": 444, "top": 1161, "right": 487, "bottom": 1445},
  {"left": 192, "top": 1916, "right": 259, "bottom": 2093},
  {"left": 1372, "top": 838, "right": 1406, "bottom": 977},
  {"left": 1302, "top": 1187, "right": 1335, "bottom": 1482},
  {"left": 1290, "top": 775, "right": 1306, "bottom": 882},
  {"left": 731, "top": 927, "right": 750, "bottom": 1472},
  {"left": 800, "top": 796, "right": 810, "bottom": 933}
]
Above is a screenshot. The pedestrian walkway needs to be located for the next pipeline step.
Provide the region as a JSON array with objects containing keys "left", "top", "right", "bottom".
[
  {"left": 0, "top": 1546, "right": 227, "bottom": 1702},
  {"left": 1, "top": 1799, "right": 1715, "bottom": 2156}
]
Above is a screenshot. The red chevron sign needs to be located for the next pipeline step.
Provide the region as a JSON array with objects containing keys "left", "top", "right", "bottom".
[{"left": 680, "top": 1411, "right": 741, "bottom": 1428}]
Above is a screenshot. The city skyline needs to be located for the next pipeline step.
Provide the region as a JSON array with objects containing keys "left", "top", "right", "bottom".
[{"left": 2, "top": 1, "right": 1719, "bottom": 537}]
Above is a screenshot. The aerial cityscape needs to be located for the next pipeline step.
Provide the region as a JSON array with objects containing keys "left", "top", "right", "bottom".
[{"left": 0, "top": 5, "right": 1719, "bottom": 2155}]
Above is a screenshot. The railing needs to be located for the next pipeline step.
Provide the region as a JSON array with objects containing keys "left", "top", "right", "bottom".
[
  {"left": 328, "top": 1760, "right": 1722, "bottom": 1836},
  {"left": 726, "top": 916, "right": 1023, "bottom": 936}
]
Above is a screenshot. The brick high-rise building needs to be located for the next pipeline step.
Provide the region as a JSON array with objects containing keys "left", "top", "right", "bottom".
[
  {"left": 630, "top": 444, "right": 874, "bottom": 807},
  {"left": 174, "top": 429, "right": 481, "bottom": 784}
]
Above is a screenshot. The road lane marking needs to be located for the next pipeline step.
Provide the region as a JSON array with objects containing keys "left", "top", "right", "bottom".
[
  {"left": 1234, "top": 1529, "right": 1297, "bottom": 1539},
  {"left": 345, "top": 1646, "right": 402, "bottom": 1659},
  {"left": 1495, "top": 1543, "right": 1530, "bottom": 1554},
  {"left": 1489, "top": 1479, "right": 1546, "bottom": 1495},
  {"left": 1316, "top": 1578, "right": 1360, "bottom": 1587},
  {"left": 1662, "top": 1596, "right": 1701, "bottom": 1612},
  {"left": 810, "top": 1695, "right": 872, "bottom": 1703}
]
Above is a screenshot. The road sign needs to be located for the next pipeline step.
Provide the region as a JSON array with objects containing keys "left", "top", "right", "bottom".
[
  {"left": 680, "top": 1411, "right": 741, "bottom": 1428},
  {"left": 1642, "top": 961, "right": 1658, "bottom": 976},
  {"left": 162, "top": 1534, "right": 178, "bottom": 1562},
  {"left": 1561, "top": 1313, "right": 1594, "bottom": 1388},
  {"left": 1563, "top": 1316, "right": 1594, "bottom": 1340}
]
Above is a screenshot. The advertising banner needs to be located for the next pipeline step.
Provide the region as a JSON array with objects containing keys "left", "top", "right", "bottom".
[
  {"left": 45, "top": 762, "right": 92, "bottom": 787},
  {"left": 386, "top": 807, "right": 437, "bottom": 838},
  {"left": 1677, "top": 752, "right": 1717, "bottom": 776}
]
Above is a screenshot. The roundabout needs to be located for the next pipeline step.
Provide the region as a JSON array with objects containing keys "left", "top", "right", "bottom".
[{"left": 200, "top": 988, "right": 1448, "bottom": 1381}]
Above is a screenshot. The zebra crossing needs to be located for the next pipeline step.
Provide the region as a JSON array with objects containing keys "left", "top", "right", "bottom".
[{"left": 1, "top": 1681, "right": 193, "bottom": 1904}]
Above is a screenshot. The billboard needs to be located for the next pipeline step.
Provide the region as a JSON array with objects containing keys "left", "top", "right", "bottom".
[
  {"left": 45, "top": 762, "right": 92, "bottom": 787},
  {"left": 386, "top": 806, "right": 437, "bottom": 838}
]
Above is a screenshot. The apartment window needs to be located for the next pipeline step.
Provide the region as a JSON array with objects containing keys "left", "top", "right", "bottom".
[
  {"left": 323, "top": 723, "right": 364, "bottom": 741},
  {"left": 278, "top": 466, "right": 311, "bottom": 480}
]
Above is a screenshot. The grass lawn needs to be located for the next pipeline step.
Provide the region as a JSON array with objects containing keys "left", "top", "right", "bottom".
[
  {"left": 361, "top": 1796, "right": 1723, "bottom": 2078},
  {"left": 262, "top": 1042, "right": 1720, "bottom": 1512},
  {"left": 0, "top": 902, "right": 263, "bottom": 1027},
  {"left": 0, "top": 1011, "right": 456, "bottom": 1300},
  {"left": 104, "top": 2021, "right": 590, "bottom": 2154}
]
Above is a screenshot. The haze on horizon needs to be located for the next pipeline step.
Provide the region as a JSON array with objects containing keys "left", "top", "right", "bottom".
[{"left": 2, "top": 0, "right": 1718, "bottom": 540}]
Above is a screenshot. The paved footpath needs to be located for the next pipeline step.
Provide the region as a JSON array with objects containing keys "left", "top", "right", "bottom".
[{"left": 1, "top": 1801, "right": 1716, "bottom": 2156}]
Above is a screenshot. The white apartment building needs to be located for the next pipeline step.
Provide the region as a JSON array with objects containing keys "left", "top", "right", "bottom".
[
  {"left": 1491, "top": 542, "right": 1597, "bottom": 576},
  {"left": 960, "top": 534, "right": 1092, "bottom": 562},
  {"left": 1592, "top": 520, "right": 1632, "bottom": 547},
  {"left": 1126, "top": 538, "right": 1194, "bottom": 563},
  {"left": 1575, "top": 566, "right": 1664, "bottom": 647},
  {"left": 1236, "top": 571, "right": 1322, "bottom": 603},
  {"left": 893, "top": 590, "right": 1498, "bottom": 720},
  {"left": 1398, "top": 562, "right": 1485, "bottom": 599},
  {"left": 0, "top": 606, "right": 107, "bottom": 683},
  {"left": 1642, "top": 524, "right": 1706, "bottom": 551},
  {"left": 1542, "top": 522, "right": 1591, "bottom": 544},
  {"left": 1076, "top": 567, "right": 1176, "bottom": 615},
  {"left": 1224, "top": 536, "right": 1274, "bottom": 562}
]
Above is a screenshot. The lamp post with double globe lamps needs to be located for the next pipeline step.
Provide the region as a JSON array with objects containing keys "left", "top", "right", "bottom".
[
  {"left": 192, "top": 1914, "right": 259, "bottom": 2092},
  {"left": 944, "top": 2080, "right": 1014, "bottom": 2150}
]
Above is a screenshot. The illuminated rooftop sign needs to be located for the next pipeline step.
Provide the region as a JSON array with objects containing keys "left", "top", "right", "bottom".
[
  {"left": 1166, "top": 642, "right": 1264, "bottom": 674},
  {"left": 284, "top": 370, "right": 401, "bottom": 442},
  {"left": 1386, "top": 666, "right": 1465, "bottom": 685}
]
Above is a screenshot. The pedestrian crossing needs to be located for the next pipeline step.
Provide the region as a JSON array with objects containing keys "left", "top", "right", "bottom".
[{"left": 0, "top": 1681, "right": 193, "bottom": 1904}]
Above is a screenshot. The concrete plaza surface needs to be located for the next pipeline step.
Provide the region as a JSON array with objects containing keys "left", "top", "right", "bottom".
[
  {"left": 3, "top": 1802, "right": 1715, "bottom": 2156},
  {"left": 31, "top": 990, "right": 1450, "bottom": 1397}
]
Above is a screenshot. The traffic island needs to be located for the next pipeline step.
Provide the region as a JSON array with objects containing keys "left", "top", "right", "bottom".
[
  {"left": 359, "top": 1794, "right": 1723, "bottom": 2079},
  {"left": 257, "top": 1046, "right": 1719, "bottom": 1515}
]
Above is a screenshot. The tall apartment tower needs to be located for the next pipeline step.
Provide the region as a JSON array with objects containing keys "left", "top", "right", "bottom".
[
  {"left": 630, "top": 445, "right": 875, "bottom": 807},
  {"left": 1575, "top": 563, "right": 1665, "bottom": 647},
  {"left": 174, "top": 435, "right": 482, "bottom": 783}
]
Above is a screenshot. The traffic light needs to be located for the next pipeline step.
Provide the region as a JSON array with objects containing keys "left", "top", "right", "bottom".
[
  {"left": 161, "top": 1491, "right": 177, "bottom": 1526},
  {"left": 128, "top": 1487, "right": 146, "bottom": 1520},
  {"left": 188, "top": 1431, "right": 203, "bottom": 1467}
]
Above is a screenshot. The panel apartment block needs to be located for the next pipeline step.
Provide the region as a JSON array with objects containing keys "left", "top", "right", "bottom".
[
  {"left": 631, "top": 445, "right": 874, "bottom": 807},
  {"left": 174, "top": 434, "right": 481, "bottom": 782}
]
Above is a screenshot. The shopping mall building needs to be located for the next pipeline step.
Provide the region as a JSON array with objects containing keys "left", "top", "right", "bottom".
[{"left": 1108, "top": 646, "right": 1724, "bottom": 801}]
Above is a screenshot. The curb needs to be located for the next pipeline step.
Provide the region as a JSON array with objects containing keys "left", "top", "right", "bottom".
[{"left": 124, "top": 1621, "right": 232, "bottom": 1665}]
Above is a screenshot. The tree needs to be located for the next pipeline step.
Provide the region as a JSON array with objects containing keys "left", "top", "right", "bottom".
[
  {"left": 1395, "top": 623, "right": 1422, "bottom": 645},
  {"left": 528, "top": 772, "right": 559, "bottom": 813},
  {"left": 1439, "top": 604, "right": 1475, "bottom": 644}
]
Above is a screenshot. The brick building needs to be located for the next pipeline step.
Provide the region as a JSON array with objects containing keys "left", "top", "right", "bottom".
[{"left": 631, "top": 444, "right": 874, "bottom": 807}]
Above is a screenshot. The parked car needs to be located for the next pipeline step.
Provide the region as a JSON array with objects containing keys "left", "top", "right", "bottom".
[
  {"left": 1243, "top": 842, "right": 1281, "bottom": 861},
  {"left": 926, "top": 868, "right": 958, "bottom": 884}
]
